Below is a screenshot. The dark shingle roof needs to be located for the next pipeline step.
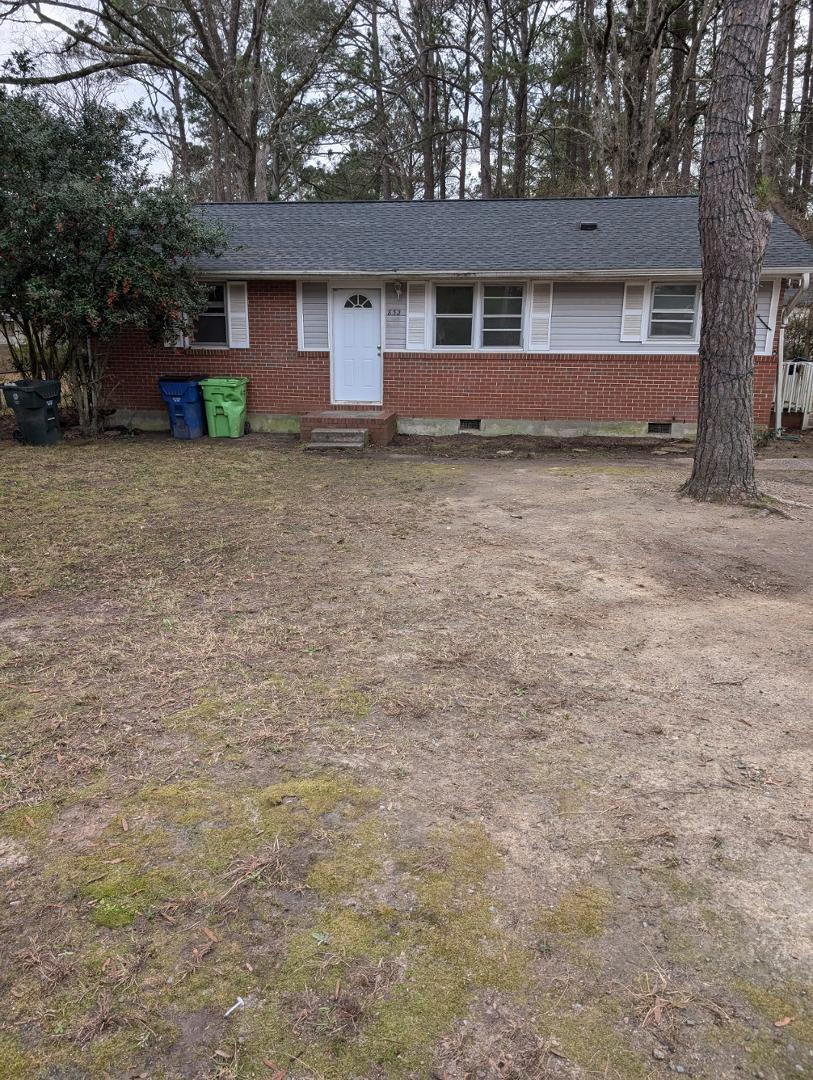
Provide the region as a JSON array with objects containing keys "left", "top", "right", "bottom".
[{"left": 193, "top": 196, "right": 813, "bottom": 275}]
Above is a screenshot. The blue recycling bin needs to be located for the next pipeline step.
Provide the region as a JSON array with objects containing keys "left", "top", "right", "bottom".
[{"left": 158, "top": 376, "right": 206, "bottom": 440}]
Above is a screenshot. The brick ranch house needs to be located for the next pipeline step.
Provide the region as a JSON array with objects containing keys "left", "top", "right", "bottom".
[{"left": 106, "top": 196, "right": 813, "bottom": 444}]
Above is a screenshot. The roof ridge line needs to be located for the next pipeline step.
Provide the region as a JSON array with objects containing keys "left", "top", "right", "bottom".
[{"left": 194, "top": 194, "right": 700, "bottom": 208}]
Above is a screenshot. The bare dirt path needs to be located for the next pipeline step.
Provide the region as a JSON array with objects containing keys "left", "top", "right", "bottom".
[{"left": 0, "top": 438, "right": 811, "bottom": 1079}]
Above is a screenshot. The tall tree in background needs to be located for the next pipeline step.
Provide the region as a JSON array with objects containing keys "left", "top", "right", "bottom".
[
  {"left": 683, "top": 0, "right": 773, "bottom": 502},
  {"left": 3, "top": 0, "right": 813, "bottom": 211}
]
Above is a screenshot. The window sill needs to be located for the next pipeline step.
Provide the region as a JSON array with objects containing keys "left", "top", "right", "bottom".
[
  {"left": 644, "top": 338, "right": 700, "bottom": 346},
  {"left": 430, "top": 346, "right": 527, "bottom": 353}
]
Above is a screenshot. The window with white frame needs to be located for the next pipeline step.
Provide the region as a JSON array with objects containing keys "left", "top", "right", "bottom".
[
  {"left": 482, "top": 284, "right": 523, "bottom": 347},
  {"left": 648, "top": 283, "right": 698, "bottom": 339},
  {"left": 433, "top": 283, "right": 525, "bottom": 348},
  {"left": 434, "top": 285, "right": 474, "bottom": 346},
  {"left": 194, "top": 283, "right": 228, "bottom": 346}
]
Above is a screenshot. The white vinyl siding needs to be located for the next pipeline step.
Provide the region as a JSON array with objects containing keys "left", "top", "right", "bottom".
[
  {"left": 292, "top": 277, "right": 781, "bottom": 357},
  {"left": 385, "top": 282, "right": 407, "bottom": 349},
  {"left": 300, "top": 282, "right": 329, "bottom": 350},
  {"left": 754, "top": 280, "right": 776, "bottom": 354},
  {"left": 406, "top": 283, "right": 428, "bottom": 349},
  {"left": 551, "top": 282, "right": 630, "bottom": 351}
]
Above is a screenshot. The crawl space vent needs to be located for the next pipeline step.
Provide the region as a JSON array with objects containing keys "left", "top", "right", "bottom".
[
  {"left": 459, "top": 418, "right": 482, "bottom": 431},
  {"left": 648, "top": 422, "right": 673, "bottom": 435},
  {"left": 579, "top": 221, "right": 598, "bottom": 231}
]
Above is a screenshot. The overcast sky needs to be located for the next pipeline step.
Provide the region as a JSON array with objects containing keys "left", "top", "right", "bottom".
[{"left": 1, "top": 9, "right": 170, "bottom": 172}]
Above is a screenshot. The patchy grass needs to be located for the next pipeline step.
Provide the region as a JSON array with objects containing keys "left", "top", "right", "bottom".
[
  {"left": 537, "top": 883, "right": 612, "bottom": 943},
  {"left": 1, "top": 436, "right": 812, "bottom": 1077}
]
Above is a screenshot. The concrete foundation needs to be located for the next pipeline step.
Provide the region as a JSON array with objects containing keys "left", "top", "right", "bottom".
[
  {"left": 107, "top": 409, "right": 301, "bottom": 435},
  {"left": 396, "top": 417, "right": 697, "bottom": 440},
  {"left": 109, "top": 410, "right": 696, "bottom": 442}
]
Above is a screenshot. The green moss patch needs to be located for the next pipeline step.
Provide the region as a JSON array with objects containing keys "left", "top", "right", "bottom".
[
  {"left": 735, "top": 979, "right": 813, "bottom": 1044},
  {"left": 262, "top": 773, "right": 377, "bottom": 816},
  {"left": 80, "top": 865, "right": 183, "bottom": 928},
  {"left": 242, "top": 822, "right": 534, "bottom": 1078},
  {"left": 537, "top": 997, "right": 647, "bottom": 1079},
  {"left": 537, "top": 883, "right": 611, "bottom": 942},
  {"left": 0, "top": 1034, "right": 35, "bottom": 1078},
  {"left": 0, "top": 800, "right": 55, "bottom": 840}
]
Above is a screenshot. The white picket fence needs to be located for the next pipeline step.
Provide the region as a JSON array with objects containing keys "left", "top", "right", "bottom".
[{"left": 778, "top": 360, "right": 813, "bottom": 429}]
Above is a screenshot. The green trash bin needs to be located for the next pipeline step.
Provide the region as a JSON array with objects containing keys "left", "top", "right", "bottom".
[{"left": 199, "top": 377, "right": 249, "bottom": 438}]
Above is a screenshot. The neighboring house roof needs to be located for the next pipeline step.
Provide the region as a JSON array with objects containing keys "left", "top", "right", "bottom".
[{"left": 192, "top": 195, "right": 813, "bottom": 278}]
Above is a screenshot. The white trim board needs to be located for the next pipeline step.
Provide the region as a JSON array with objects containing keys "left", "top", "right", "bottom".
[{"left": 202, "top": 266, "right": 813, "bottom": 281}]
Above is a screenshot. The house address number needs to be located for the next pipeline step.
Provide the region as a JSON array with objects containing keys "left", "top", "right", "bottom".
[{"left": 386, "top": 308, "right": 402, "bottom": 316}]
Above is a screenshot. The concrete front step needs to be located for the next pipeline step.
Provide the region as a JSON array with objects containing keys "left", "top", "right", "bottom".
[
  {"left": 303, "top": 428, "right": 368, "bottom": 451},
  {"left": 300, "top": 408, "right": 397, "bottom": 447}
]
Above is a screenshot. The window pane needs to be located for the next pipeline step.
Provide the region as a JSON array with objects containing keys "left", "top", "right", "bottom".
[
  {"left": 652, "top": 284, "right": 696, "bottom": 300},
  {"left": 482, "top": 315, "right": 523, "bottom": 330},
  {"left": 650, "top": 319, "right": 694, "bottom": 337},
  {"left": 435, "top": 286, "right": 474, "bottom": 314},
  {"left": 650, "top": 283, "right": 696, "bottom": 337},
  {"left": 482, "top": 329, "right": 522, "bottom": 347},
  {"left": 436, "top": 316, "right": 473, "bottom": 346},
  {"left": 205, "top": 283, "right": 225, "bottom": 312},
  {"left": 196, "top": 314, "right": 228, "bottom": 344},
  {"left": 483, "top": 285, "right": 523, "bottom": 317},
  {"left": 484, "top": 296, "right": 523, "bottom": 316},
  {"left": 484, "top": 285, "right": 523, "bottom": 298},
  {"left": 652, "top": 294, "right": 696, "bottom": 312}
]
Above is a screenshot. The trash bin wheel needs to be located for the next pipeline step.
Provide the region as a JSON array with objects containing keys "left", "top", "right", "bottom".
[{"left": 244, "top": 420, "right": 252, "bottom": 435}]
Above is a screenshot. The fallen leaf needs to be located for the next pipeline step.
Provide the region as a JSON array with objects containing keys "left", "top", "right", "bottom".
[
  {"left": 24, "top": 815, "right": 36, "bottom": 829},
  {"left": 121, "top": 818, "right": 129, "bottom": 832},
  {"left": 214, "top": 1049, "right": 231, "bottom": 1060},
  {"left": 774, "top": 1016, "right": 793, "bottom": 1027},
  {"left": 202, "top": 926, "right": 219, "bottom": 943}
]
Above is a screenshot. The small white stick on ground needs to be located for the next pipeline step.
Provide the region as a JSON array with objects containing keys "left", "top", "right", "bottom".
[{"left": 224, "top": 996, "right": 245, "bottom": 1018}]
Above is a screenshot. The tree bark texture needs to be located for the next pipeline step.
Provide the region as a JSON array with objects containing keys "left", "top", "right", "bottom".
[{"left": 683, "top": 0, "right": 773, "bottom": 503}]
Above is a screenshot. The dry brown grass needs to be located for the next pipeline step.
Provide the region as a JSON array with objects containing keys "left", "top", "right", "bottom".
[{"left": 1, "top": 435, "right": 811, "bottom": 1079}]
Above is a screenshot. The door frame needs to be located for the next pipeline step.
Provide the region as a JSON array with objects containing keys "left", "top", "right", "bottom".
[{"left": 329, "top": 281, "right": 385, "bottom": 405}]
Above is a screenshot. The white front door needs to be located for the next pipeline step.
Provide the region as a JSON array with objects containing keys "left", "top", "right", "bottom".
[{"left": 332, "top": 288, "right": 382, "bottom": 403}]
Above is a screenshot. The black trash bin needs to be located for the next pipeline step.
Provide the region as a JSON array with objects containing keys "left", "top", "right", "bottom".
[{"left": 2, "top": 379, "right": 62, "bottom": 445}]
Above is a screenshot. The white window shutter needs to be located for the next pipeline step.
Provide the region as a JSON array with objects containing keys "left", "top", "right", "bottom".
[
  {"left": 300, "top": 283, "right": 329, "bottom": 349},
  {"left": 528, "top": 282, "right": 552, "bottom": 350},
  {"left": 227, "top": 282, "right": 250, "bottom": 348},
  {"left": 165, "top": 325, "right": 189, "bottom": 349},
  {"left": 620, "top": 282, "right": 646, "bottom": 342},
  {"left": 406, "top": 283, "right": 427, "bottom": 349}
]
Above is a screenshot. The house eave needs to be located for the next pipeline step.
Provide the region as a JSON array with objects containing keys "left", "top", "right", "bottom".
[{"left": 196, "top": 266, "right": 812, "bottom": 280}]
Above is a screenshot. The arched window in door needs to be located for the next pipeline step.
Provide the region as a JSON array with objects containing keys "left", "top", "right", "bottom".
[{"left": 344, "top": 293, "right": 373, "bottom": 309}]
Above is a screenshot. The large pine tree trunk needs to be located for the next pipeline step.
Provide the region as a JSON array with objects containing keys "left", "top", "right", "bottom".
[{"left": 683, "top": 0, "right": 773, "bottom": 503}]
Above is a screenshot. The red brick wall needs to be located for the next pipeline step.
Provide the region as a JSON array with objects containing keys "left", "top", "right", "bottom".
[
  {"left": 107, "top": 280, "right": 330, "bottom": 415},
  {"left": 105, "top": 279, "right": 780, "bottom": 425}
]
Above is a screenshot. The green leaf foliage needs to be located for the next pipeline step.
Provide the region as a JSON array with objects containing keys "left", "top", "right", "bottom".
[{"left": 0, "top": 92, "right": 225, "bottom": 382}]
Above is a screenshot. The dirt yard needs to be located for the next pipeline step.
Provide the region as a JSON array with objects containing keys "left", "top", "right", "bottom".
[{"left": 0, "top": 436, "right": 811, "bottom": 1079}]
